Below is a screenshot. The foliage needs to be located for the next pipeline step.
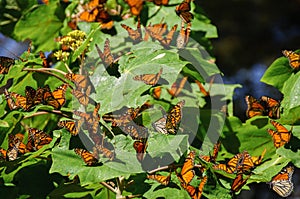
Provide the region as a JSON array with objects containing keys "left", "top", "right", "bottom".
[{"left": 0, "top": 0, "right": 299, "bottom": 198}]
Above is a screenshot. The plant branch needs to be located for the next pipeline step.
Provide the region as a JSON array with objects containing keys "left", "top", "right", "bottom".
[{"left": 100, "top": 181, "right": 116, "bottom": 193}]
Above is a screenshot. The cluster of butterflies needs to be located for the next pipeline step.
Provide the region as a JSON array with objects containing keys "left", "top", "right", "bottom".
[
  {"left": 0, "top": 128, "right": 52, "bottom": 161},
  {"left": 63, "top": 0, "right": 193, "bottom": 32},
  {"left": 245, "top": 95, "right": 293, "bottom": 148},
  {"left": 4, "top": 84, "right": 68, "bottom": 111},
  {"left": 148, "top": 141, "right": 294, "bottom": 198},
  {"left": 147, "top": 151, "right": 207, "bottom": 199}
]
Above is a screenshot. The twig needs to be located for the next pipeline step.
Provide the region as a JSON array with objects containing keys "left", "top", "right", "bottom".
[
  {"left": 23, "top": 110, "right": 72, "bottom": 120},
  {"left": 100, "top": 181, "right": 116, "bottom": 193},
  {"left": 22, "top": 68, "right": 74, "bottom": 90}
]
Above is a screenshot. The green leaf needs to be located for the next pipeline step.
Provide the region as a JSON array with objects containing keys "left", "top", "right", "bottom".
[
  {"left": 13, "top": 2, "right": 63, "bottom": 51},
  {"left": 260, "top": 56, "right": 293, "bottom": 91},
  {"left": 92, "top": 41, "right": 188, "bottom": 114},
  {"left": 278, "top": 72, "right": 300, "bottom": 124}
]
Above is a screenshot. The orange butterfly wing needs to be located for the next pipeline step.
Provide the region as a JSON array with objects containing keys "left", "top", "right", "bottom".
[
  {"left": 147, "top": 173, "right": 171, "bottom": 186},
  {"left": 269, "top": 165, "right": 294, "bottom": 197},
  {"left": 267, "top": 120, "right": 291, "bottom": 148},
  {"left": 126, "top": 0, "right": 143, "bottom": 16},
  {"left": 282, "top": 50, "right": 300, "bottom": 70},
  {"left": 166, "top": 100, "right": 185, "bottom": 134},
  {"left": 261, "top": 96, "right": 280, "bottom": 119},
  {"left": 245, "top": 95, "right": 266, "bottom": 118},
  {"left": 231, "top": 173, "right": 250, "bottom": 193},
  {"left": 66, "top": 73, "right": 89, "bottom": 90},
  {"left": 178, "top": 151, "right": 195, "bottom": 188},
  {"left": 168, "top": 76, "right": 188, "bottom": 97},
  {"left": 200, "top": 141, "right": 221, "bottom": 163},
  {"left": 95, "top": 38, "right": 114, "bottom": 67},
  {"left": 74, "top": 148, "right": 98, "bottom": 166},
  {"left": 27, "top": 128, "right": 52, "bottom": 151},
  {"left": 133, "top": 140, "right": 148, "bottom": 162},
  {"left": 58, "top": 119, "right": 83, "bottom": 136},
  {"left": 4, "top": 89, "right": 18, "bottom": 110},
  {"left": 121, "top": 22, "right": 143, "bottom": 42},
  {"left": 133, "top": 68, "right": 163, "bottom": 86},
  {"left": 43, "top": 84, "right": 68, "bottom": 109},
  {"left": 175, "top": 0, "right": 194, "bottom": 23}
]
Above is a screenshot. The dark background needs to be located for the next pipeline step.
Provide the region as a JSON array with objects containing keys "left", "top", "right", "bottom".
[{"left": 199, "top": 0, "right": 300, "bottom": 122}]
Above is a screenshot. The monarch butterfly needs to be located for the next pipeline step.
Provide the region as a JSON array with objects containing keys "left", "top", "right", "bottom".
[
  {"left": 9, "top": 86, "right": 40, "bottom": 111},
  {"left": 152, "top": 86, "right": 162, "bottom": 99},
  {"left": 72, "top": 86, "right": 95, "bottom": 106},
  {"left": 245, "top": 95, "right": 280, "bottom": 119},
  {"left": 268, "top": 165, "right": 294, "bottom": 197},
  {"left": 43, "top": 84, "right": 68, "bottom": 109},
  {"left": 213, "top": 152, "right": 248, "bottom": 174},
  {"left": 26, "top": 128, "right": 52, "bottom": 151},
  {"left": 185, "top": 175, "right": 207, "bottom": 199},
  {"left": 214, "top": 150, "right": 265, "bottom": 174},
  {"left": 108, "top": 107, "right": 142, "bottom": 128},
  {"left": 168, "top": 76, "right": 188, "bottom": 97},
  {"left": 231, "top": 173, "right": 251, "bottom": 193},
  {"left": 125, "top": 0, "right": 144, "bottom": 16},
  {"left": 282, "top": 50, "right": 300, "bottom": 71},
  {"left": 57, "top": 119, "right": 83, "bottom": 136},
  {"left": 121, "top": 21, "right": 143, "bottom": 42},
  {"left": 95, "top": 144, "right": 115, "bottom": 160},
  {"left": 200, "top": 141, "right": 221, "bottom": 163},
  {"left": 0, "top": 56, "right": 14, "bottom": 74},
  {"left": 7, "top": 134, "right": 22, "bottom": 161},
  {"left": 245, "top": 95, "right": 266, "bottom": 118},
  {"left": 175, "top": 0, "right": 194, "bottom": 24},
  {"left": 133, "top": 139, "right": 148, "bottom": 162},
  {"left": 74, "top": 148, "right": 98, "bottom": 166},
  {"left": 133, "top": 68, "right": 163, "bottom": 86},
  {"left": 79, "top": 0, "right": 106, "bottom": 22},
  {"left": 260, "top": 96, "right": 280, "bottom": 119},
  {"left": 147, "top": 173, "right": 171, "bottom": 186},
  {"left": 4, "top": 89, "right": 18, "bottom": 110},
  {"left": 160, "top": 24, "right": 178, "bottom": 47},
  {"left": 176, "top": 25, "right": 191, "bottom": 49},
  {"left": 166, "top": 100, "right": 185, "bottom": 134},
  {"left": 177, "top": 151, "right": 195, "bottom": 188},
  {"left": 74, "top": 103, "right": 100, "bottom": 134},
  {"left": 145, "top": 22, "right": 168, "bottom": 42},
  {"left": 65, "top": 73, "right": 90, "bottom": 90},
  {"left": 148, "top": 0, "right": 168, "bottom": 6},
  {"left": 7, "top": 134, "right": 26, "bottom": 161},
  {"left": 95, "top": 38, "right": 114, "bottom": 67},
  {"left": 267, "top": 120, "right": 291, "bottom": 148},
  {"left": 120, "top": 124, "right": 149, "bottom": 139}
]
